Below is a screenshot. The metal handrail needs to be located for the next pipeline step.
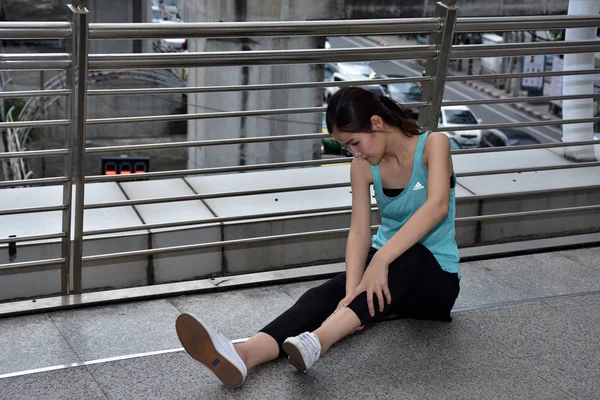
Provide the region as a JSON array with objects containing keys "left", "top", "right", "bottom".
[
  {"left": 451, "top": 139, "right": 600, "bottom": 154},
  {"left": 85, "top": 70, "right": 597, "bottom": 98},
  {"left": 87, "top": 15, "right": 600, "bottom": 40},
  {"left": 0, "top": 53, "right": 71, "bottom": 70},
  {"left": 0, "top": 205, "right": 67, "bottom": 216},
  {"left": 462, "top": 184, "right": 600, "bottom": 201},
  {"left": 0, "top": 258, "right": 66, "bottom": 272},
  {"left": 0, "top": 177, "right": 69, "bottom": 188},
  {"left": 82, "top": 228, "right": 351, "bottom": 263},
  {"left": 0, "top": 89, "right": 71, "bottom": 99},
  {"left": 86, "top": 106, "right": 325, "bottom": 126},
  {"left": 456, "top": 162, "right": 600, "bottom": 176},
  {"left": 0, "top": 233, "right": 66, "bottom": 245},
  {"left": 87, "top": 45, "right": 438, "bottom": 70},
  {"left": 451, "top": 40, "right": 600, "bottom": 59},
  {"left": 80, "top": 203, "right": 600, "bottom": 264},
  {"left": 83, "top": 173, "right": 600, "bottom": 210},
  {"left": 0, "top": 120, "right": 70, "bottom": 129},
  {"left": 0, "top": 149, "right": 69, "bottom": 160},
  {"left": 0, "top": 22, "right": 72, "bottom": 39},
  {"left": 447, "top": 69, "right": 599, "bottom": 82},
  {"left": 89, "top": 18, "right": 442, "bottom": 40},
  {"left": 86, "top": 41, "right": 600, "bottom": 71},
  {"left": 447, "top": 117, "right": 600, "bottom": 132},
  {"left": 85, "top": 133, "right": 328, "bottom": 154},
  {"left": 454, "top": 15, "right": 600, "bottom": 32},
  {"left": 83, "top": 135, "right": 598, "bottom": 157},
  {"left": 85, "top": 151, "right": 600, "bottom": 183},
  {"left": 442, "top": 93, "right": 600, "bottom": 107},
  {"left": 84, "top": 109, "right": 599, "bottom": 131},
  {"left": 87, "top": 76, "right": 433, "bottom": 97}
]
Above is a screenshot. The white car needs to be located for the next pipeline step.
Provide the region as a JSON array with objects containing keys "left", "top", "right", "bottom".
[
  {"left": 335, "top": 62, "right": 377, "bottom": 78},
  {"left": 438, "top": 105, "right": 483, "bottom": 147},
  {"left": 151, "top": 5, "right": 163, "bottom": 23},
  {"left": 324, "top": 72, "right": 386, "bottom": 103},
  {"left": 156, "top": 19, "right": 187, "bottom": 51}
]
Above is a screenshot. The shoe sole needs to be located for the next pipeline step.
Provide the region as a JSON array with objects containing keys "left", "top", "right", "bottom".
[
  {"left": 175, "top": 313, "right": 244, "bottom": 388},
  {"left": 282, "top": 340, "right": 308, "bottom": 373}
]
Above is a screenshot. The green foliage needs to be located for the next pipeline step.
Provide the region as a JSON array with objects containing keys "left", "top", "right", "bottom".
[
  {"left": 1, "top": 98, "right": 41, "bottom": 144},
  {"left": 1, "top": 98, "right": 26, "bottom": 122}
]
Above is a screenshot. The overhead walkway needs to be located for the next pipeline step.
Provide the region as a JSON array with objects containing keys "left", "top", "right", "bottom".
[
  {"left": 1, "top": 246, "right": 598, "bottom": 399},
  {"left": 1, "top": 7, "right": 599, "bottom": 399}
]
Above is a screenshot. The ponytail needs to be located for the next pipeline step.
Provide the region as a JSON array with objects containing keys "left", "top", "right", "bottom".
[
  {"left": 378, "top": 96, "right": 425, "bottom": 136},
  {"left": 326, "top": 87, "right": 425, "bottom": 137}
]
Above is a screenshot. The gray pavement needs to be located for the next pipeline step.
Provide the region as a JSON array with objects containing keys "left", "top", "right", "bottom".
[{"left": 0, "top": 246, "right": 599, "bottom": 399}]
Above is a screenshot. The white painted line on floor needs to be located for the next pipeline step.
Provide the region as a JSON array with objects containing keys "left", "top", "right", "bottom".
[{"left": 0, "top": 338, "right": 250, "bottom": 380}]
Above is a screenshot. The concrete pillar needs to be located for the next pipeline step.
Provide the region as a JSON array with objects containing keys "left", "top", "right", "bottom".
[
  {"left": 562, "top": 0, "right": 600, "bottom": 161},
  {"left": 182, "top": 0, "right": 331, "bottom": 169},
  {"left": 86, "top": 0, "right": 151, "bottom": 54}
]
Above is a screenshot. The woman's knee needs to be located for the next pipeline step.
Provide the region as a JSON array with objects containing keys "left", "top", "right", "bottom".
[
  {"left": 296, "top": 274, "right": 345, "bottom": 307},
  {"left": 347, "top": 291, "right": 391, "bottom": 324}
]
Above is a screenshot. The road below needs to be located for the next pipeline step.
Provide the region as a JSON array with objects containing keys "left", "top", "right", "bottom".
[{"left": 327, "top": 36, "right": 562, "bottom": 144}]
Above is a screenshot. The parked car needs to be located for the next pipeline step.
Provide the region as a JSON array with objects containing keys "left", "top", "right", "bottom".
[
  {"left": 384, "top": 75, "right": 423, "bottom": 119},
  {"left": 329, "top": 62, "right": 377, "bottom": 79},
  {"left": 448, "top": 137, "right": 462, "bottom": 150},
  {"left": 480, "top": 128, "right": 541, "bottom": 147},
  {"left": 158, "top": 0, "right": 182, "bottom": 22},
  {"left": 151, "top": 5, "right": 163, "bottom": 23},
  {"left": 438, "top": 105, "right": 483, "bottom": 147},
  {"left": 324, "top": 71, "right": 386, "bottom": 103},
  {"left": 156, "top": 19, "right": 187, "bottom": 51}
]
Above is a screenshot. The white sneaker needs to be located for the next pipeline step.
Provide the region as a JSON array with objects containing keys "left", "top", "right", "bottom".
[
  {"left": 175, "top": 313, "right": 247, "bottom": 388},
  {"left": 282, "top": 332, "right": 321, "bottom": 373}
]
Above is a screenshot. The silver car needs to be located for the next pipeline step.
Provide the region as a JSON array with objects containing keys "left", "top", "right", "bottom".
[{"left": 438, "top": 105, "right": 483, "bottom": 147}]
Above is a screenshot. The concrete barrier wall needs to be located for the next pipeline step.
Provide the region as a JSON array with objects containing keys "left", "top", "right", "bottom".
[{"left": 1, "top": 150, "right": 599, "bottom": 302}]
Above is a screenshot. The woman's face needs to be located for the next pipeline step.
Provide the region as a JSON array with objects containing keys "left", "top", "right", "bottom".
[
  {"left": 331, "top": 116, "right": 385, "bottom": 164},
  {"left": 332, "top": 130, "right": 383, "bottom": 164}
]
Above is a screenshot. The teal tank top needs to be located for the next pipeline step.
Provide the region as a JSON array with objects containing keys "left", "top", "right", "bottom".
[{"left": 370, "top": 131, "right": 460, "bottom": 275}]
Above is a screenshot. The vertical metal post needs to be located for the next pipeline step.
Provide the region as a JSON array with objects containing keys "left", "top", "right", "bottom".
[
  {"left": 67, "top": 3, "right": 89, "bottom": 294},
  {"left": 60, "top": 41, "right": 74, "bottom": 296},
  {"left": 417, "top": 1, "right": 458, "bottom": 131},
  {"left": 562, "top": 0, "right": 599, "bottom": 161},
  {"left": 61, "top": 12, "right": 75, "bottom": 296}
]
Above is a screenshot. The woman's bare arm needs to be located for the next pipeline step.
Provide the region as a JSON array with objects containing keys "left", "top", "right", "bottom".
[{"left": 344, "top": 158, "right": 373, "bottom": 294}]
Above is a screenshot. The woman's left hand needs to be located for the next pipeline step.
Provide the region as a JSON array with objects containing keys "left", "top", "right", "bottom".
[{"left": 348, "top": 256, "right": 392, "bottom": 317}]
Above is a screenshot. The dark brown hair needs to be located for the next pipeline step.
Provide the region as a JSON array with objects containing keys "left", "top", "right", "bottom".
[{"left": 326, "top": 86, "right": 425, "bottom": 137}]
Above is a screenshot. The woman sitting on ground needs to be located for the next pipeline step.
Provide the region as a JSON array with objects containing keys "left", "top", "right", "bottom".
[{"left": 175, "top": 86, "right": 461, "bottom": 388}]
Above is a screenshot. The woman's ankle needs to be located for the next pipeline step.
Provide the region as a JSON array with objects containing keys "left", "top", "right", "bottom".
[
  {"left": 234, "top": 344, "right": 251, "bottom": 369},
  {"left": 235, "top": 333, "right": 279, "bottom": 370}
]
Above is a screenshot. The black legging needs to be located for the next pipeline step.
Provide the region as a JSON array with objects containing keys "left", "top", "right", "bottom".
[{"left": 260, "top": 243, "right": 460, "bottom": 357}]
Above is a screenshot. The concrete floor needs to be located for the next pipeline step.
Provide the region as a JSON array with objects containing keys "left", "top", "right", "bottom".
[{"left": 0, "top": 246, "right": 599, "bottom": 399}]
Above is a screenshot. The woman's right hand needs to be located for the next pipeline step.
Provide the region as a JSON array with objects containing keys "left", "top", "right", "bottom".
[
  {"left": 326, "top": 294, "right": 364, "bottom": 332},
  {"left": 334, "top": 294, "right": 353, "bottom": 313}
]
